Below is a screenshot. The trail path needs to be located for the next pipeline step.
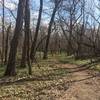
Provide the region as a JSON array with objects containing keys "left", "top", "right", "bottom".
[
  {"left": 0, "top": 62, "right": 100, "bottom": 100},
  {"left": 45, "top": 63, "right": 100, "bottom": 100}
]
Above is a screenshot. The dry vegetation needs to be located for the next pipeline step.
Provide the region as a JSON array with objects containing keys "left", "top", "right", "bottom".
[
  {"left": 0, "top": 0, "right": 100, "bottom": 99},
  {"left": 0, "top": 54, "right": 100, "bottom": 100}
]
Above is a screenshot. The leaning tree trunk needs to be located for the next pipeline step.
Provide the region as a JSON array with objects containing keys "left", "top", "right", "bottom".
[
  {"left": 4, "top": 0, "right": 26, "bottom": 76},
  {"left": 43, "top": 5, "right": 58, "bottom": 59},
  {"left": 30, "top": 0, "right": 43, "bottom": 62}
]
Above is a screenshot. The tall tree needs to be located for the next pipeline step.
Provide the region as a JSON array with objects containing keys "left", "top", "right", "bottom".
[
  {"left": 43, "top": 0, "right": 61, "bottom": 59},
  {"left": 24, "top": 0, "right": 32, "bottom": 75},
  {"left": 76, "top": 0, "right": 85, "bottom": 59},
  {"left": 30, "top": 0, "right": 43, "bottom": 62},
  {"left": 4, "top": 0, "right": 26, "bottom": 76},
  {"left": 1, "top": 0, "right": 5, "bottom": 64}
]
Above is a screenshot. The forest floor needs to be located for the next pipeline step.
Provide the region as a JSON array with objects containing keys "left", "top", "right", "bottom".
[{"left": 0, "top": 54, "right": 100, "bottom": 100}]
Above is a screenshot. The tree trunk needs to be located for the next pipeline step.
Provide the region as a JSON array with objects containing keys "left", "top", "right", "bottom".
[
  {"left": 4, "top": 24, "right": 11, "bottom": 64},
  {"left": 20, "top": 32, "right": 27, "bottom": 68},
  {"left": 30, "top": 0, "right": 43, "bottom": 62},
  {"left": 43, "top": 6, "right": 58, "bottom": 59},
  {"left": 43, "top": 0, "right": 62, "bottom": 59},
  {"left": 4, "top": 0, "right": 26, "bottom": 76},
  {"left": 1, "top": 0, "right": 5, "bottom": 64},
  {"left": 24, "top": 0, "right": 32, "bottom": 75}
]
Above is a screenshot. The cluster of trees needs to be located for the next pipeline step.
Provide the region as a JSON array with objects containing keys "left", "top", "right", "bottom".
[{"left": 0, "top": 0, "right": 100, "bottom": 76}]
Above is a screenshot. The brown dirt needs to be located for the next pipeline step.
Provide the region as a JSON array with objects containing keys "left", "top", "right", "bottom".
[
  {"left": 42, "top": 64, "right": 100, "bottom": 100},
  {"left": 0, "top": 63, "right": 100, "bottom": 100}
]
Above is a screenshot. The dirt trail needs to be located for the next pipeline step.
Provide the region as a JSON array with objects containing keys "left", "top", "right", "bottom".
[
  {"left": 0, "top": 63, "right": 100, "bottom": 100},
  {"left": 46, "top": 64, "right": 100, "bottom": 100}
]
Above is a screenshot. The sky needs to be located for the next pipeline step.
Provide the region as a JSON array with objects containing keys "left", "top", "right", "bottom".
[
  {"left": 0, "top": 0, "right": 51, "bottom": 27},
  {"left": 0, "top": 0, "right": 18, "bottom": 10},
  {"left": 0, "top": 0, "right": 100, "bottom": 28}
]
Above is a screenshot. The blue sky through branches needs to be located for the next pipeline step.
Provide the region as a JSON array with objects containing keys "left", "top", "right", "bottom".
[{"left": 0, "top": 0, "right": 99, "bottom": 28}]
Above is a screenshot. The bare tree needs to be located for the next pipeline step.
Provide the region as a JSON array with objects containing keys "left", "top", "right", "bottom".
[
  {"left": 24, "top": 0, "right": 32, "bottom": 75},
  {"left": 4, "top": 0, "right": 26, "bottom": 76},
  {"left": 43, "top": 0, "right": 62, "bottom": 59},
  {"left": 1, "top": 0, "right": 5, "bottom": 64},
  {"left": 30, "top": 0, "right": 43, "bottom": 62}
]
